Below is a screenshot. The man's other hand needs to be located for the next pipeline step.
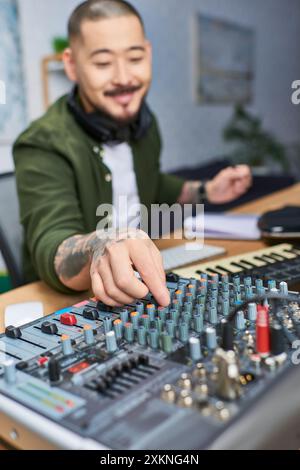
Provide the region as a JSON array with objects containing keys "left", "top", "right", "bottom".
[{"left": 206, "top": 165, "right": 252, "bottom": 204}]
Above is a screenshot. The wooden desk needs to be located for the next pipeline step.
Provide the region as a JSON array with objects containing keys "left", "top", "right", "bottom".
[{"left": 0, "top": 182, "right": 299, "bottom": 450}]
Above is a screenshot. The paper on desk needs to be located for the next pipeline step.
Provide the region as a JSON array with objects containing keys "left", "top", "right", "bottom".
[{"left": 184, "top": 213, "right": 261, "bottom": 240}]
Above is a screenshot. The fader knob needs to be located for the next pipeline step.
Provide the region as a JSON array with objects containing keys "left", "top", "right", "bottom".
[
  {"left": 83, "top": 308, "right": 99, "bottom": 321},
  {"left": 5, "top": 325, "right": 22, "bottom": 339},
  {"left": 41, "top": 321, "right": 58, "bottom": 335},
  {"left": 60, "top": 313, "right": 77, "bottom": 326}
]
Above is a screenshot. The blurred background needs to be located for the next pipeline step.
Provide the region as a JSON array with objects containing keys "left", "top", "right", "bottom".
[
  {"left": 0, "top": 0, "right": 300, "bottom": 291},
  {"left": 1, "top": 0, "right": 300, "bottom": 173}
]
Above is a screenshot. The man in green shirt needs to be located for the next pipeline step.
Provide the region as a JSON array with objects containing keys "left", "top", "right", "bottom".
[{"left": 14, "top": 0, "right": 252, "bottom": 307}]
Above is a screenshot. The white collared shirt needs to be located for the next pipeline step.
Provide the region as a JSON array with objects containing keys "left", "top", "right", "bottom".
[{"left": 102, "top": 142, "right": 141, "bottom": 229}]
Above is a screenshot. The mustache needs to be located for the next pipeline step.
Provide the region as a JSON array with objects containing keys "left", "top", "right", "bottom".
[{"left": 104, "top": 85, "right": 143, "bottom": 97}]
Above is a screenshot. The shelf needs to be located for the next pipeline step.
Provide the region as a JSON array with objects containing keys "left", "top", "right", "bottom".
[{"left": 41, "top": 53, "right": 64, "bottom": 109}]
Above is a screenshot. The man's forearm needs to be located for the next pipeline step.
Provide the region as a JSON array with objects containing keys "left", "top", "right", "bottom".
[
  {"left": 54, "top": 232, "right": 100, "bottom": 291},
  {"left": 54, "top": 228, "right": 146, "bottom": 291}
]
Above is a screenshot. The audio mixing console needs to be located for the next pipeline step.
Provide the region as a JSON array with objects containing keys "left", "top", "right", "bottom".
[{"left": 1, "top": 271, "right": 300, "bottom": 449}]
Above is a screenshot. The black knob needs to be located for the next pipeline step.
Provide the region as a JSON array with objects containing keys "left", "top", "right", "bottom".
[
  {"left": 5, "top": 325, "right": 22, "bottom": 339},
  {"left": 83, "top": 308, "right": 99, "bottom": 321},
  {"left": 16, "top": 361, "right": 28, "bottom": 371},
  {"left": 270, "top": 323, "right": 285, "bottom": 356},
  {"left": 129, "top": 357, "right": 139, "bottom": 368},
  {"left": 166, "top": 272, "right": 179, "bottom": 283},
  {"left": 95, "top": 378, "right": 107, "bottom": 392},
  {"left": 96, "top": 301, "right": 113, "bottom": 313},
  {"left": 122, "top": 360, "right": 133, "bottom": 371},
  {"left": 41, "top": 321, "right": 58, "bottom": 335},
  {"left": 221, "top": 320, "right": 234, "bottom": 351},
  {"left": 48, "top": 357, "right": 61, "bottom": 383},
  {"left": 138, "top": 354, "right": 149, "bottom": 366}
]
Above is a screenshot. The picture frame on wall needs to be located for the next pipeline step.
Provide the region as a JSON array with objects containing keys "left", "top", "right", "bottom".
[{"left": 192, "top": 13, "right": 255, "bottom": 105}]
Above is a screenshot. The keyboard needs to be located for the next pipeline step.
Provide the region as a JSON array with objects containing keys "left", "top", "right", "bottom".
[
  {"left": 174, "top": 243, "right": 300, "bottom": 290},
  {"left": 161, "top": 243, "right": 226, "bottom": 271}
]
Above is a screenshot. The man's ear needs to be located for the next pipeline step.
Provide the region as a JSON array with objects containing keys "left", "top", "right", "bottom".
[{"left": 62, "top": 47, "right": 77, "bottom": 82}]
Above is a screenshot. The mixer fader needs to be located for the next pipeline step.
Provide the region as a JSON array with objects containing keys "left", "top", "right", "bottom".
[{"left": 1, "top": 272, "right": 300, "bottom": 449}]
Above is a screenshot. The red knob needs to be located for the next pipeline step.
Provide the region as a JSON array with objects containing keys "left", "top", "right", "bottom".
[
  {"left": 256, "top": 306, "right": 270, "bottom": 356},
  {"left": 60, "top": 313, "right": 77, "bottom": 326}
]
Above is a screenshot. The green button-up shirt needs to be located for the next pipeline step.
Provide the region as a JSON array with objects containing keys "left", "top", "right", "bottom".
[{"left": 13, "top": 95, "right": 184, "bottom": 293}]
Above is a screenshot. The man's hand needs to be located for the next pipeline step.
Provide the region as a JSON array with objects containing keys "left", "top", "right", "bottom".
[
  {"left": 55, "top": 228, "right": 170, "bottom": 307},
  {"left": 90, "top": 229, "right": 169, "bottom": 307},
  {"left": 177, "top": 165, "right": 252, "bottom": 205},
  {"left": 205, "top": 165, "right": 252, "bottom": 204}
]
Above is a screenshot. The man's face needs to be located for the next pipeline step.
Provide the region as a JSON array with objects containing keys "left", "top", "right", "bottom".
[{"left": 66, "top": 15, "right": 152, "bottom": 123}]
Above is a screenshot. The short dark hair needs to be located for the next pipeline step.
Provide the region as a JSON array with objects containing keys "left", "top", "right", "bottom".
[{"left": 68, "top": 0, "right": 145, "bottom": 40}]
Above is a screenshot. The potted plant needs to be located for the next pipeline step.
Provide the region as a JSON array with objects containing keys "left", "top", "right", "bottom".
[{"left": 223, "top": 105, "right": 289, "bottom": 173}]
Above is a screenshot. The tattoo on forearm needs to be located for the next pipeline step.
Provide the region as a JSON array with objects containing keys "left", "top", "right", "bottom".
[
  {"left": 54, "top": 228, "right": 143, "bottom": 281},
  {"left": 54, "top": 233, "right": 98, "bottom": 280}
]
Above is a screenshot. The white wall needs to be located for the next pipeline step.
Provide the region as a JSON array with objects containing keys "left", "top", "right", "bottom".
[
  {"left": 14, "top": 0, "right": 300, "bottom": 171},
  {"left": 1, "top": 144, "right": 15, "bottom": 173}
]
